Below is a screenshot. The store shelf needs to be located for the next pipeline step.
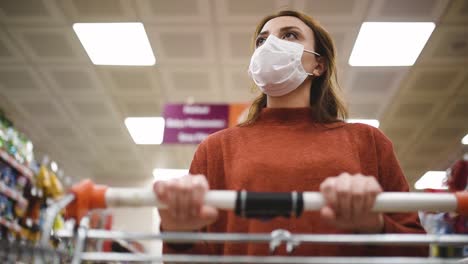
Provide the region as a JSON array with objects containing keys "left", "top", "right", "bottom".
[
  {"left": 0, "top": 149, "right": 34, "bottom": 182},
  {"left": 0, "top": 181, "right": 28, "bottom": 209},
  {"left": 0, "top": 216, "right": 21, "bottom": 233}
]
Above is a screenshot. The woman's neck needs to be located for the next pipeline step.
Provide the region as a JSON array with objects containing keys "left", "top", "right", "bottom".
[{"left": 266, "top": 79, "right": 311, "bottom": 108}]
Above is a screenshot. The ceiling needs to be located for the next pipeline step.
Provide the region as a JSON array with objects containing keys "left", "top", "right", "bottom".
[{"left": 0, "top": 0, "right": 466, "bottom": 188}]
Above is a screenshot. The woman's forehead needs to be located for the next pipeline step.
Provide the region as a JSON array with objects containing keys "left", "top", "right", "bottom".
[{"left": 260, "top": 16, "right": 311, "bottom": 33}]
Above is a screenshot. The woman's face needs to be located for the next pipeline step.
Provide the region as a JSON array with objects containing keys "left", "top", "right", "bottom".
[{"left": 256, "top": 16, "right": 322, "bottom": 76}]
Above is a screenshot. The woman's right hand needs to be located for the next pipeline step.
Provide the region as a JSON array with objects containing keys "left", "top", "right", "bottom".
[{"left": 153, "top": 174, "right": 219, "bottom": 231}]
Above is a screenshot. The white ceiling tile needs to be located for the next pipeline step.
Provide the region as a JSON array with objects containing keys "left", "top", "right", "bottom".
[
  {"left": 349, "top": 69, "right": 400, "bottom": 93},
  {"left": 98, "top": 67, "right": 161, "bottom": 95},
  {"left": 383, "top": 125, "right": 418, "bottom": 142},
  {"left": 432, "top": 30, "right": 468, "bottom": 57},
  {"left": 114, "top": 95, "right": 163, "bottom": 117},
  {"left": 172, "top": 72, "right": 211, "bottom": 91},
  {"left": 160, "top": 66, "right": 222, "bottom": 103},
  {"left": 146, "top": 25, "right": 216, "bottom": 64},
  {"left": 222, "top": 66, "right": 257, "bottom": 103},
  {"left": 0, "top": 65, "right": 48, "bottom": 95},
  {"left": 40, "top": 65, "right": 104, "bottom": 94},
  {"left": 431, "top": 126, "right": 468, "bottom": 142},
  {"left": 418, "top": 25, "right": 468, "bottom": 65},
  {"left": 0, "top": 29, "right": 25, "bottom": 63},
  {"left": 214, "top": 0, "right": 289, "bottom": 24},
  {"left": 304, "top": 0, "right": 357, "bottom": 16},
  {"left": 348, "top": 102, "right": 381, "bottom": 119},
  {"left": 394, "top": 101, "right": 435, "bottom": 119},
  {"left": 442, "top": 0, "right": 468, "bottom": 24},
  {"left": 59, "top": 0, "right": 137, "bottom": 22},
  {"left": 42, "top": 122, "right": 80, "bottom": 141},
  {"left": 137, "top": 0, "right": 211, "bottom": 24},
  {"left": 346, "top": 67, "right": 406, "bottom": 111},
  {"left": 219, "top": 26, "right": 253, "bottom": 64},
  {"left": 325, "top": 26, "right": 360, "bottom": 66},
  {"left": 399, "top": 66, "right": 464, "bottom": 98},
  {"left": 293, "top": 0, "right": 370, "bottom": 23},
  {"left": 8, "top": 26, "right": 89, "bottom": 63},
  {"left": 101, "top": 142, "right": 135, "bottom": 159},
  {"left": 366, "top": 0, "right": 450, "bottom": 21},
  {"left": 94, "top": 156, "right": 144, "bottom": 174},
  {"left": 61, "top": 94, "right": 120, "bottom": 126},
  {"left": 88, "top": 121, "right": 125, "bottom": 137},
  {"left": 384, "top": 96, "right": 439, "bottom": 127},
  {"left": 446, "top": 100, "right": 468, "bottom": 119},
  {"left": 86, "top": 121, "right": 134, "bottom": 147},
  {"left": 9, "top": 95, "right": 69, "bottom": 124},
  {"left": 72, "top": 100, "right": 114, "bottom": 120},
  {"left": 457, "top": 73, "right": 468, "bottom": 96},
  {"left": 0, "top": 0, "right": 66, "bottom": 25}
]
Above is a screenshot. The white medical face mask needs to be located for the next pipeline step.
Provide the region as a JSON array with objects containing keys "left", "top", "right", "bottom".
[{"left": 247, "top": 35, "right": 320, "bottom": 97}]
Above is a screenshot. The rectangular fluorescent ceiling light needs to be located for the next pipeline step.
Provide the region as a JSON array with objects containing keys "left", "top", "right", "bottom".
[
  {"left": 414, "top": 171, "right": 448, "bottom": 190},
  {"left": 462, "top": 134, "right": 468, "bottom": 145},
  {"left": 346, "top": 119, "right": 380, "bottom": 128},
  {"left": 153, "top": 168, "right": 189, "bottom": 182},
  {"left": 349, "top": 22, "right": 435, "bottom": 66},
  {"left": 125, "top": 117, "right": 165, "bottom": 145},
  {"left": 73, "top": 22, "right": 155, "bottom": 65}
]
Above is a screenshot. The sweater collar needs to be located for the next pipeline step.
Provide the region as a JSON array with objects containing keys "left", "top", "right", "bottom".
[
  {"left": 255, "top": 107, "right": 345, "bottom": 128},
  {"left": 257, "top": 107, "right": 315, "bottom": 124}
]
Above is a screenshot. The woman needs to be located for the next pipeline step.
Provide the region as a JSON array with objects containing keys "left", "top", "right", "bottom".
[{"left": 154, "top": 10, "right": 427, "bottom": 256}]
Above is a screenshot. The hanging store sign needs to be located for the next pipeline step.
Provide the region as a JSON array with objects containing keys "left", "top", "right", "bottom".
[{"left": 162, "top": 103, "right": 248, "bottom": 144}]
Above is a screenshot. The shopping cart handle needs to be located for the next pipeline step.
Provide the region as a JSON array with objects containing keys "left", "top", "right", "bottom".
[{"left": 65, "top": 179, "right": 468, "bottom": 222}]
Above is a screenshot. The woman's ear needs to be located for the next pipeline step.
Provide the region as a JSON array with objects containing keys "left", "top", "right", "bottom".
[{"left": 312, "top": 56, "right": 326, "bottom": 77}]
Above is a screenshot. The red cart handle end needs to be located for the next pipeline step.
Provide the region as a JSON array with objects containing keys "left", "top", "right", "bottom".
[
  {"left": 65, "top": 179, "right": 108, "bottom": 222},
  {"left": 455, "top": 191, "right": 468, "bottom": 216}
]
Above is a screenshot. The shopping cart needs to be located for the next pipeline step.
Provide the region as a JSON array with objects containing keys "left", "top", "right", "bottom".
[{"left": 22, "top": 179, "right": 467, "bottom": 264}]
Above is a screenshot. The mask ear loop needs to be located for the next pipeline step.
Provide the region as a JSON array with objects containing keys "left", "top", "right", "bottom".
[
  {"left": 304, "top": 49, "right": 321, "bottom": 57},
  {"left": 303, "top": 49, "right": 321, "bottom": 77},
  {"left": 306, "top": 63, "right": 321, "bottom": 77}
]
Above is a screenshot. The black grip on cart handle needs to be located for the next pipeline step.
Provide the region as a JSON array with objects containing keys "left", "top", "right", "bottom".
[{"left": 234, "top": 191, "right": 304, "bottom": 219}]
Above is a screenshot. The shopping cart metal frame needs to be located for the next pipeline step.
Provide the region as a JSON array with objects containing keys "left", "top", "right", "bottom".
[{"left": 33, "top": 192, "right": 468, "bottom": 264}]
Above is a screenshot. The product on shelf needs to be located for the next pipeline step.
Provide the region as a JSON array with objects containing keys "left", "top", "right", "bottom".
[
  {"left": 37, "top": 164, "right": 64, "bottom": 200},
  {"left": 18, "top": 134, "right": 34, "bottom": 165},
  {"left": 16, "top": 175, "right": 27, "bottom": 198},
  {"left": 1, "top": 166, "right": 16, "bottom": 189},
  {"left": 0, "top": 194, "right": 7, "bottom": 217},
  {"left": 0, "top": 110, "right": 34, "bottom": 166},
  {"left": 0, "top": 111, "right": 12, "bottom": 150},
  {"left": 21, "top": 185, "right": 43, "bottom": 242}
]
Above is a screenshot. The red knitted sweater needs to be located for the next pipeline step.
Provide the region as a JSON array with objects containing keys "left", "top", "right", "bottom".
[{"left": 163, "top": 107, "right": 427, "bottom": 256}]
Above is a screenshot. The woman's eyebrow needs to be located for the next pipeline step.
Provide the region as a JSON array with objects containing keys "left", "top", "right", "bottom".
[
  {"left": 258, "top": 26, "right": 302, "bottom": 37},
  {"left": 258, "top": 30, "right": 269, "bottom": 37},
  {"left": 279, "top": 26, "right": 302, "bottom": 33}
]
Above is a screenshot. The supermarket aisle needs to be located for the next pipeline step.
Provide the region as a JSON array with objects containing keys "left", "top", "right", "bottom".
[{"left": 0, "top": 0, "right": 467, "bottom": 262}]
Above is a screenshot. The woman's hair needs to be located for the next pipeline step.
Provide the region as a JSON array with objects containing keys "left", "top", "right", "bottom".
[{"left": 239, "top": 10, "right": 348, "bottom": 126}]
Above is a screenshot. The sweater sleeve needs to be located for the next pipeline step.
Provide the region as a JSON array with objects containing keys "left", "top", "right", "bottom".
[
  {"left": 161, "top": 138, "right": 223, "bottom": 255},
  {"left": 369, "top": 128, "right": 429, "bottom": 256}
]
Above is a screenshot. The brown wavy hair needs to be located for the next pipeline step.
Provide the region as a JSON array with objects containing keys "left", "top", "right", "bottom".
[{"left": 239, "top": 10, "right": 348, "bottom": 126}]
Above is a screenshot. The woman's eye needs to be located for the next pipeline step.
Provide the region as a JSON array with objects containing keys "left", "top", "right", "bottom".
[
  {"left": 256, "top": 37, "right": 266, "bottom": 47},
  {"left": 282, "top": 32, "right": 297, "bottom": 40}
]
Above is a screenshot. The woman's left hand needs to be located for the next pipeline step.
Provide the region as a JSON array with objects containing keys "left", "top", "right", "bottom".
[{"left": 319, "top": 172, "right": 384, "bottom": 233}]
